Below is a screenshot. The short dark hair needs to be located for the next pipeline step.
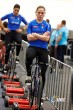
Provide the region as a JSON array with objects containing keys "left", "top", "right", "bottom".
[
  {"left": 13, "top": 4, "right": 20, "bottom": 9},
  {"left": 3, "top": 21, "right": 8, "bottom": 28},
  {"left": 61, "top": 20, "right": 66, "bottom": 25}
]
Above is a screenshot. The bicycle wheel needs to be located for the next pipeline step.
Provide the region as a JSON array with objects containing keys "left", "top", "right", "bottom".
[
  {"left": 29, "top": 82, "right": 34, "bottom": 107},
  {"left": 12, "top": 55, "right": 16, "bottom": 72},
  {"left": 28, "top": 63, "right": 43, "bottom": 110},
  {"left": 28, "top": 71, "right": 35, "bottom": 107},
  {"left": 28, "top": 66, "right": 35, "bottom": 107},
  {"left": 11, "top": 53, "right": 16, "bottom": 79},
  {"left": 7, "top": 51, "right": 12, "bottom": 77},
  {"left": 29, "top": 74, "right": 43, "bottom": 110},
  {"left": 36, "top": 75, "right": 43, "bottom": 110}
]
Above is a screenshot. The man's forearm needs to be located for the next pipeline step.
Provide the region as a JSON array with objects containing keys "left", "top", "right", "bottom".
[
  {"left": 56, "top": 36, "right": 62, "bottom": 44},
  {"left": 22, "top": 25, "right": 28, "bottom": 31},
  {"left": 0, "top": 19, "right": 4, "bottom": 30},
  {"left": 43, "top": 31, "right": 50, "bottom": 36},
  {"left": 34, "top": 33, "right": 50, "bottom": 42},
  {"left": 27, "top": 34, "right": 38, "bottom": 41}
]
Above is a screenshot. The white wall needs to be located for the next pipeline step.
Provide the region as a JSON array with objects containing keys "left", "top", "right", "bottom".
[{"left": 0, "top": 0, "right": 73, "bottom": 30}]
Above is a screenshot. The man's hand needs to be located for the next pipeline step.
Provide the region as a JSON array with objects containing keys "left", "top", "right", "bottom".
[
  {"left": 32, "top": 32, "right": 50, "bottom": 41},
  {"left": 55, "top": 44, "right": 58, "bottom": 48},
  {"left": 16, "top": 29, "right": 22, "bottom": 33},
  {"left": 3, "top": 28, "right": 10, "bottom": 33},
  {"left": 32, "top": 33, "right": 38, "bottom": 37},
  {"left": 43, "top": 31, "right": 50, "bottom": 36}
]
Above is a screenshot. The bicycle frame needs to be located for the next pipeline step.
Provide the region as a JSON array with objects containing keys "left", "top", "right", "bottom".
[{"left": 31, "top": 62, "right": 41, "bottom": 96}]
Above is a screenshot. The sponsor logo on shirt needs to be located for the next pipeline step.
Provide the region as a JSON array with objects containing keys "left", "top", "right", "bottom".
[
  {"left": 12, "top": 22, "right": 19, "bottom": 24},
  {"left": 11, "top": 16, "right": 15, "bottom": 19},
  {"left": 42, "top": 24, "right": 44, "bottom": 29},
  {"left": 33, "top": 26, "right": 38, "bottom": 28},
  {"left": 17, "top": 17, "right": 20, "bottom": 20}
]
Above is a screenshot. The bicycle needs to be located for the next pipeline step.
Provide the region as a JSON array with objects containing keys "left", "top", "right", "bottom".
[
  {"left": 0, "top": 41, "right": 6, "bottom": 72},
  {"left": 1, "top": 42, "right": 20, "bottom": 83},
  {"left": 7, "top": 42, "right": 19, "bottom": 80},
  {"left": 27, "top": 56, "right": 51, "bottom": 110},
  {"left": 1, "top": 42, "right": 21, "bottom": 98}
]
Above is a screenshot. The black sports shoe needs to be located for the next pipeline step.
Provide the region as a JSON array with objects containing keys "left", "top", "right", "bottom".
[
  {"left": 25, "top": 76, "right": 32, "bottom": 85},
  {"left": 16, "top": 56, "right": 19, "bottom": 64},
  {"left": 3, "top": 64, "right": 9, "bottom": 73}
]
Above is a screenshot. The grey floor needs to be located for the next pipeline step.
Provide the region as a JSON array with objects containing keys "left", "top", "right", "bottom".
[
  {"left": 0, "top": 83, "right": 11, "bottom": 110},
  {"left": 0, "top": 63, "right": 56, "bottom": 110}
]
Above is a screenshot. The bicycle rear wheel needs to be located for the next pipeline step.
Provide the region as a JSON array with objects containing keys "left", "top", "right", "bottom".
[
  {"left": 29, "top": 76, "right": 43, "bottom": 110},
  {"left": 29, "top": 83, "right": 34, "bottom": 107},
  {"left": 36, "top": 75, "right": 43, "bottom": 110},
  {"left": 28, "top": 63, "right": 43, "bottom": 110}
]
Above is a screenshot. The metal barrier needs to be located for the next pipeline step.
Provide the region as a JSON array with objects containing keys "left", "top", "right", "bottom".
[
  {"left": 66, "top": 40, "right": 73, "bottom": 56},
  {"left": 45, "top": 56, "right": 73, "bottom": 110},
  {"left": 64, "top": 40, "right": 73, "bottom": 63},
  {"left": 19, "top": 40, "right": 28, "bottom": 70},
  {"left": 19, "top": 41, "right": 73, "bottom": 110}
]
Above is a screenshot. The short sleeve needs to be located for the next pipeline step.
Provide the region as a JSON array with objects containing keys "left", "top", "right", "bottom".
[
  {"left": 1, "top": 14, "right": 9, "bottom": 21},
  {"left": 21, "top": 16, "right": 28, "bottom": 25},
  {"left": 27, "top": 22, "right": 32, "bottom": 34}
]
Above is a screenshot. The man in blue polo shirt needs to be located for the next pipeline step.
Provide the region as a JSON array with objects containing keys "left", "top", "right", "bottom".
[
  {"left": 60, "top": 20, "right": 69, "bottom": 55},
  {"left": 0, "top": 4, "right": 28, "bottom": 70},
  {"left": 56, "top": 20, "right": 69, "bottom": 63},
  {"left": 50, "top": 24, "right": 62, "bottom": 58}
]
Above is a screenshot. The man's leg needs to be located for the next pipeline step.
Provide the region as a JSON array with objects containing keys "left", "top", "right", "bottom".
[
  {"left": 15, "top": 33, "right": 22, "bottom": 56},
  {"left": 14, "top": 33, "right": 22, "bottom": 62},
  {"left": 38, "top": 48, "right": 48, "bottom": 89},
  {"left": 50, "top": 46, "right": 55, "bottom": 57},
  {"left": 57, "top": 46, "right": 64, "bottom": 62},
  {"left": 25, "top": 46, "right": 36, "bottom": 77},
  {"left": 4, "top": 32, "right": 12, "bottom": 71},
  {"left": 38, "top": 48, "right": 48, "bottom": 103},
  {"left": 5, "top": 32, "right": 12, "bottom": 64}
]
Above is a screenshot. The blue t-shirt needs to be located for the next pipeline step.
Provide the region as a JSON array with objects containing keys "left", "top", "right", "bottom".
[
  {"left": 50, "top": 30, "right": 62, "bottom": 46},
  {"left": 58, "top": 26, "right": 69, "bottom": 45},
  {"left": 27, "top": 19, "right": 51, "bottom": 49},
  {"left": 1, "top": 13, "right": 27, "bottom": 30}
]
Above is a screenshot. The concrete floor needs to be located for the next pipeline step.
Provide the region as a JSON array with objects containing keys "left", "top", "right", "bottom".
[{"left": 0, "top": 64, "right": 56, "bottom": 110}]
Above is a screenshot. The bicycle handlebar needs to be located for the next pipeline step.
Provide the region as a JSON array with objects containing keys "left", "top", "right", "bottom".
[{"left": 7, "top": 43, "right": 20, "bottom": 46}]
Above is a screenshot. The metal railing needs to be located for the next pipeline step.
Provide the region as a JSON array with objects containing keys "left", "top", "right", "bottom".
[
  {"left": 19, "top": 40, "right": 28, "bottom": 70},
  {"left": 64, "top": 40, "right": 73, "bottom": 63},
  {"left": 45, "top": 56, "right": 73, "bottom": 110}
]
